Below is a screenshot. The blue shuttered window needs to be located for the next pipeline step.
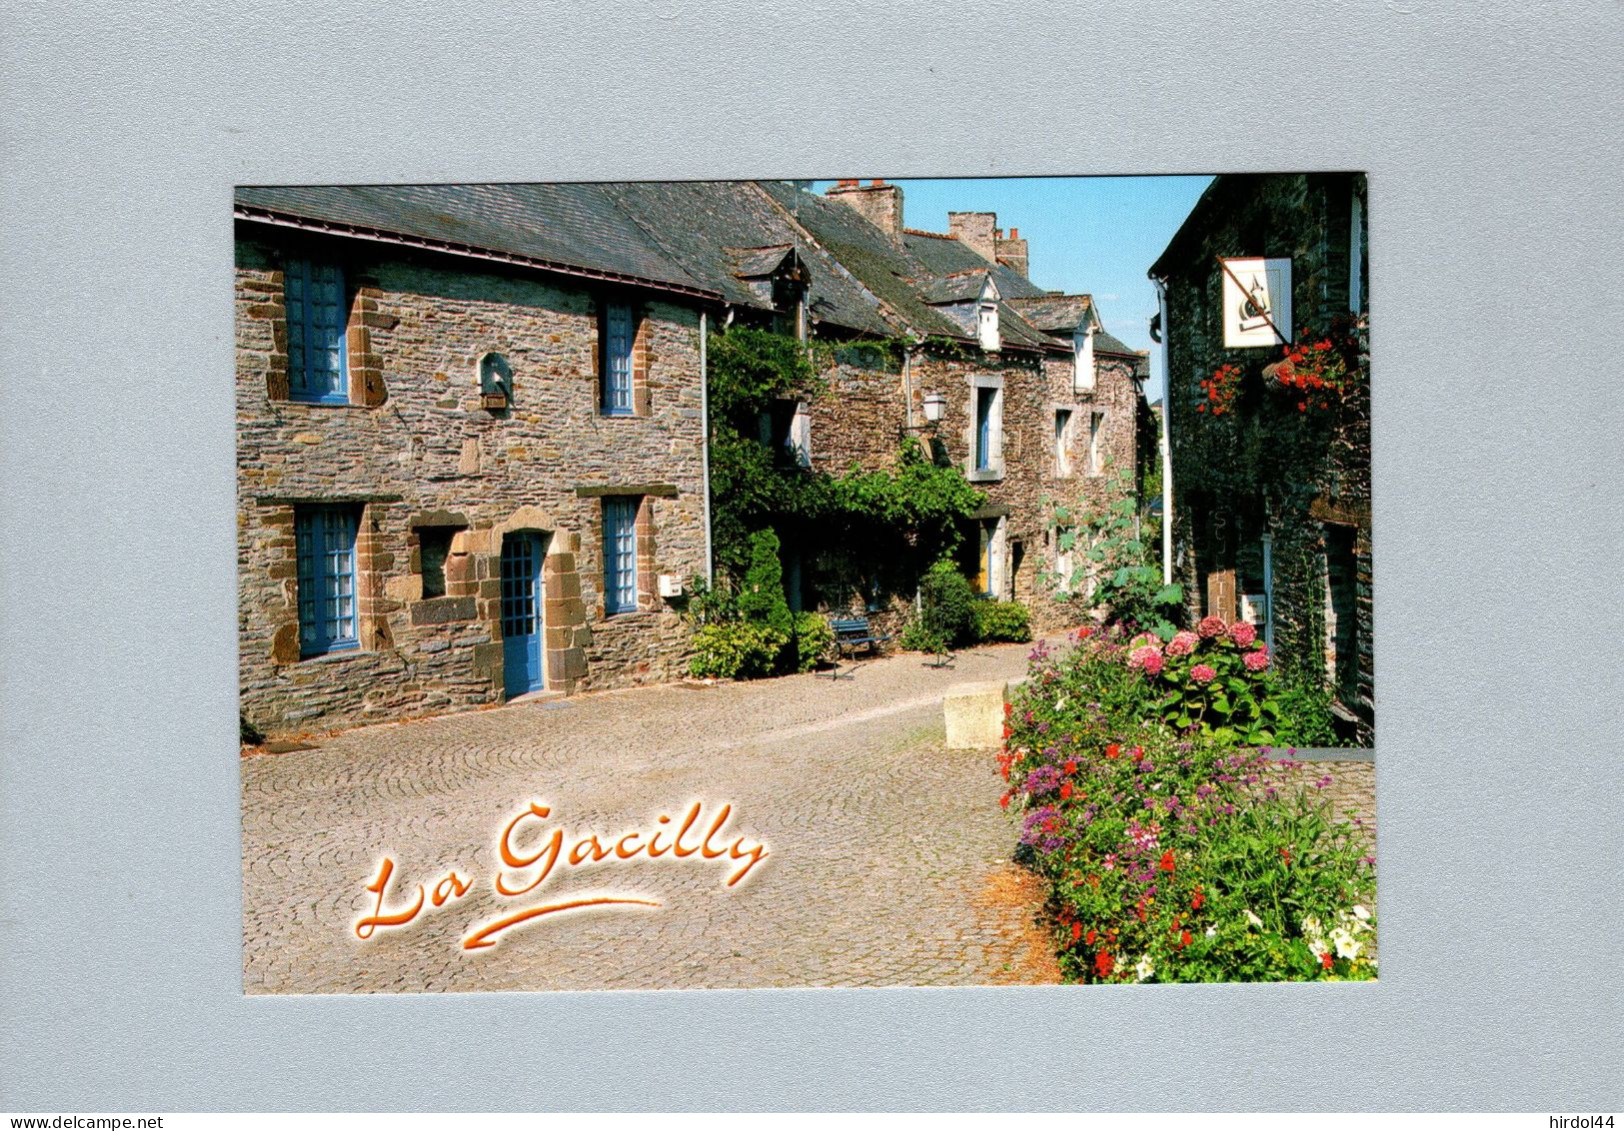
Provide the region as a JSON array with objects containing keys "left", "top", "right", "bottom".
[
  {"left": 603, "top": 497, "right": 638, "bottom": 614},
  {"left": 296, "top": 505, "right": 359, "bottom": 656},
  {"left": 285, "top": 259, "right": 349, "bottom": 403},
  {"left": 601, "top": 302, "right": 635, "bottom": 416}
]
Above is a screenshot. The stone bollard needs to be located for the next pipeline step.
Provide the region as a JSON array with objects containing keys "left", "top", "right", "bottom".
[{"left": 943, "top": 680, "right": 1008, "bottom": 749}]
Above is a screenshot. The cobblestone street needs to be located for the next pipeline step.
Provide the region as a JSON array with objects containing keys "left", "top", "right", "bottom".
[{"left": 241, "top": 641, "right": 1063, "bottom": 994}]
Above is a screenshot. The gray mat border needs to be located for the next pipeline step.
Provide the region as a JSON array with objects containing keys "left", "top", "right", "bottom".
[{"left": 2, "top": 0, "right": 1621, "bottom": 1112}]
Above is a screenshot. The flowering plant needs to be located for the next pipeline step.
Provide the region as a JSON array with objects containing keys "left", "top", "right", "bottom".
[
  {"left": 1138, "top": 615, "right": 1279, "bottom": 745},
  {"left": 1197, "top": 362, "right": 1244, "bottom": 416},
  {"left": 1268, "top": 329, "right": 1353, "bottom": 413},
  {"left": 999, "top": 631, "right": 1377, "bottom": 983}
]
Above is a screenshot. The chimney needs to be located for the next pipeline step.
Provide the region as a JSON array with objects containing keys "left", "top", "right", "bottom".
[
  {"left": 826, "top": 179, "right": 905, "bottom": 241},
  {"left": 995, "top": 225, "right": 1030, "bottom": 278},
  {"left": 948, "top": 211, "right": 998, "bottom": 262}
]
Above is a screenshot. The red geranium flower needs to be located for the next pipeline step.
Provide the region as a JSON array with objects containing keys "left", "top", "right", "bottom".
[
  {"left": 1191, "top": 888, "right": 1205, "bottom": 910},
  {"left": 999, "top": 794, "right": 1011, "bottom": 809},
  {"left": 1159, "top": 851, "right": 1176, "bottom": 873},
  {"left": 1106, "top": 743, "right": 1121, "bottom": 759},
  {"left": 1180, "top": 930, "right": 1192, "bottom": 948},
  {"left": 1321, "top": 951, "right": 1334, "bottom": 971},
  {"left": 1060, "top": 782, "right": 1073, "bottom": 801},
  {"left": 1095, "top": 951, "right": 1113, "bottom": 979},
  {"left": 1071, "top": 921, "right": 1082, "bottom": 943},
  {"left": 1086, "top": 929, "right": 1097, "bottom": 946},
  {"left": 1064, "top": 760, "right": 1077, "bottom": 774}
]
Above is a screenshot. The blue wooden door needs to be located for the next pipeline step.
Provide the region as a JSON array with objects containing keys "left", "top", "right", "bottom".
[{"left": 501, "top": 533, "right": 545, "bottom": 697}]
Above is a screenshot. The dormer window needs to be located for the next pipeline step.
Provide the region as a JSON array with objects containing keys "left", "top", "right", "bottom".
[
  {"left": 1075, "top": 326, "right": 1096, "bottom": 392},
  {"left": 978, "top": 302, "right": 1000, "bottom": 352}
]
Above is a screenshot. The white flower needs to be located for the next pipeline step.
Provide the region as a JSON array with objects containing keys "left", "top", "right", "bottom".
[
  {"left": 1308, "top": 937, "right": 1331, "bottom": 960},
  {"left": 1352, "top": 904, "right": 1372, "bottom": 922},
  {"left": 1205, "top": 926, "right": 1217, "bottom": 938},
  {"left": 1244, "top": 908, "right": 1264, "bottom": 929},
  {"left": 1301, "top": 915, "right": 1324, "bottom": 940},
  {"left": 1054, "top": 697, "right": 1068, "bottom": 712},
  {"left": 1331, "top": 929, "right": 1363, "bottom": 961},
  {"left": 1135, "top": 955, "right": 1155, "bottom": 982}
]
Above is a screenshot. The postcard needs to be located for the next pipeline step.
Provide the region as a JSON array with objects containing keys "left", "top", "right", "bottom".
[{"left": 235, "top": 173, "right": 1376, "bottom": 993}]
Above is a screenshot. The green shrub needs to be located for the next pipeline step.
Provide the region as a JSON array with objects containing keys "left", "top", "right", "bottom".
[
  {"left": 738, "top": 528, "right": 794, "bottom": 638},
  {"left": 914, "top": 559, "right": 977, "bottom": 654},
  {"left": 973, "top": 599, "right": 1031, "bottom": 643},
  {"left": 999, "top": 634, "right": 1376, "bottom": 983},
  {"left": 1270, "top": 680, "right": 1343, "bottom": 747},
  {"left": 689, "top": 622, "right": 789, "bottom": 680},
  {"left": 791, "top": 612, "right": 835, "bottom": 673}
]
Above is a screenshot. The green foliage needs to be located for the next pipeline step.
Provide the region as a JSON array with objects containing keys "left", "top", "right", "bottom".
[
  {"left": 829, "top": 437, "right": 983, "bottom": 566},
  {"left": 707, "top": 328, "right": 982, "bottom": 582},
  {"left": 1269, "top": 680, "right": 1342, "bottom": 747},
  {"left": 1051, "top": 472, "right": 1184, "bottom": 637},
  {"left": 688, "top": 622, "right": 789, "bottom": 680},
  {"left": 1000, "top": 635, "right": 1377, "bottom": 984},
  {"left": 973, "top": 600, "right": 1031, "bottom": 643},
  {"left": 911, "top": 559, "right": 977, "bottom": 655},
  {"left": 792, "top": 611, "right": 835, "bottom": 673},
  {"left": 240, "top": 712, "right": 265, "bottom": 746},
  {"left": 739, "top": 528, "right": 794, "bottom": 638}
]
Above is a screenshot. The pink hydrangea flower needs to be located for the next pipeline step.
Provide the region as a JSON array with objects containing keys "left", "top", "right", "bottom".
[
  {"left": 1229, "top": 621, "right": 1257, "bottom": 647},
  {"left": 1197, "top": 615, "right": 1227, "bottom": 638},
  {"left": 1131, "top": 632, "right": 1161, "bottom": 649},
  {"left": 1190, "top": 663, "right": 1217, "bottom": 684},
  {"left": 1128, "top": 645, "right": 1165, "bottom": 675},
  {"left": 1243, "top": 650, "right": 1270, "bottom": 673},
  {"left": 1164, "top": 631, "right": 1198, "bottom": 657}
]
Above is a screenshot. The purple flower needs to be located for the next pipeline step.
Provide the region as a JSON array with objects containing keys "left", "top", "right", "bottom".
[{"left": 1023, "top": 764, "right": 1063, "bottom": 796}]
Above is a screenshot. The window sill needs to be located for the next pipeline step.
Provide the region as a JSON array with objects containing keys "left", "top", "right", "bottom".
[
  {"left": 299, "top": 645, "right": 365, "bottom": 664},
  {"left": 967, "top": 467, "right": 1005, "bottom": 484}
]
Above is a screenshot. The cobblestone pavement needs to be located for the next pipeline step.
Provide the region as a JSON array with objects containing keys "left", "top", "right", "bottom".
[{"left": 241, "top": 642, "right": 1063, "bottom": 994}]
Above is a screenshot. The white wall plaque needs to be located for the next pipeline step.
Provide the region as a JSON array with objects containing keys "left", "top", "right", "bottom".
[{"left": 1221, "top": 256, "right": 1293, "bottom": 347}]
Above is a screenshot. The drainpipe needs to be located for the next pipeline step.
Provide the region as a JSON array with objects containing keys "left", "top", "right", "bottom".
[
  {"left": 700, "top": 309, "right": 713, "bottom": 586},
  {"left": 1153, "top": 276, "right": 1175, "bottom": 587}
]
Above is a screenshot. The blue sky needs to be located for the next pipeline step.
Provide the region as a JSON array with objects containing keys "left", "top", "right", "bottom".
[{"left": 810, "top": 176, "right": 1213, "bottom": 402}]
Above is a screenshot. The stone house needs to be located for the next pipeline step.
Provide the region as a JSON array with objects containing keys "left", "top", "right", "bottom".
[
  {"left": 235, "top": 185, "right": 717, "bottom": 734},
  {"left": 235, "top": 178, "right": 1145, "bottom": 734},
  {"left": 765, "top": 180, "right": 1146, "bottom": 633},
  {"left": 1149, "top": 172, "right": 1372, "bottom": 741}
]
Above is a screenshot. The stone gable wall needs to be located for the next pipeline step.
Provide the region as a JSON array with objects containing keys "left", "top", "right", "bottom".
[
  {"left": 237, "top": 232, "right": 706, "bottom": 735},
  {"left": 1157, "top": 173, "right": 1372, "bottom": 742}
]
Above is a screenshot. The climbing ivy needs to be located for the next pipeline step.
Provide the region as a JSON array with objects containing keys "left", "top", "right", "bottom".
[{"left": 706, "top": 326, "right": 984, "bottom": 585}]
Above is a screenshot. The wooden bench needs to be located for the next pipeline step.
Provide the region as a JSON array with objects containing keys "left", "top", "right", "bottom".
[{"left": 825, "top": 616, "right": 890, "bottom": 677}]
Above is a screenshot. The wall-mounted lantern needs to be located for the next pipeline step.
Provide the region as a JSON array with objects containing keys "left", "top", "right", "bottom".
[
  {"left": 479, "top": 352, "right": 512, "bottom": 411},
  {"left": 922, "top": 391, "right": 947, "bottom": 425}
]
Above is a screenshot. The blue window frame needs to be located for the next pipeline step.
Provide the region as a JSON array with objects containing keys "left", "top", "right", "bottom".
[
  {"left": 601, "top": 302, "right": 635, "bottom": 416},
  {"left": 602, "top": 497, "right": 638, "bottom": 614},
  {"left": 295, "top": 505, "right": 359, "bottom": 656},
  {"left": 975, "top": 386, "right": 998, "bottom": 470},
  {"left": 285, "top": 259, "right": 349, "bottom": 403}
]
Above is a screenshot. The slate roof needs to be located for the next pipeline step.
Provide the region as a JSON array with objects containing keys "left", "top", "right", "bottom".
[
  {"left": 1093, "top": 329, "right": 1140, "bottom": 357},
  {"left": 601, "top": 181, "right": 894, "bottom": 336},
  {"left": 901, "top": 228, "right": 1049, "bottom": 301},
  {"left": 759, "top": 182, "right": 1065, "bottom": 352},
  {"left": 234, "top": 183, "right": 715, "bottom": 297},
  {"left": 913, "top": 271, "right": 991, "bottom": 304},
  {"left": 728, "top": 245, "right": 795, "bottom": 278},
  {"left": 1006, "top": 294, "right": 1095, "bottom": 334}
]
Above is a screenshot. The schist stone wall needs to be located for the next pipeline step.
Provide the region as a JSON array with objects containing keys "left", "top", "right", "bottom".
[
  {"left": 804, "top": 342, "right": 1139, "bottom": 636},
  {"left": 1158, "top": 173, "right": 1372, "bottom": 742},
  {"left": 236, "top": 232, "right": 707, "bottom": 735}
]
